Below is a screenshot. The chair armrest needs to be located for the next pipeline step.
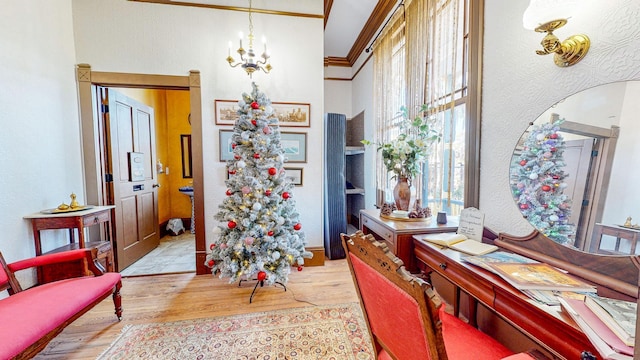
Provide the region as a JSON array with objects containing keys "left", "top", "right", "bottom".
[{"left": 7, "top": 249, "right": 93, "bottom": 272}]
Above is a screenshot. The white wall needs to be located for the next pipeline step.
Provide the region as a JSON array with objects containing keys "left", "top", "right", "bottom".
[
  {"left": 603, "top": 81, "right": 640, "bottom": 225},
  {"left": 72, "top": 0, "right": 325, "bottom": 248},
  {"left": 0, "top": 0, "right": 82, "bottom": 268},
  {"left": 324, "top": 66, "right": 353, "bottom": 117},
  {"left": 481, "top": 0, "right": 640, "bottom": 236}
]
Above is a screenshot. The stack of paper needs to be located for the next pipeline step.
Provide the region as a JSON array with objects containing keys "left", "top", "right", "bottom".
[{"left": 559, "top": 297, "right": 634, "bottom": 360}]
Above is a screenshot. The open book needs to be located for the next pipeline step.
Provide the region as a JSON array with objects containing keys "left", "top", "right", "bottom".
[
  {"left": 417, "top": 232, "right": 498, "bottom": 256},
  {"left": 416, "top": 208, "right": 498, "bottom": 256},
  {"left": 486, "top": 262, "right": 597, "bottom": 293}
]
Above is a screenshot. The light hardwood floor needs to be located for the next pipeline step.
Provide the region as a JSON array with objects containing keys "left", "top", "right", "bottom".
[{"left": 34, "top": 259, "right": 360, "bottom": 359}]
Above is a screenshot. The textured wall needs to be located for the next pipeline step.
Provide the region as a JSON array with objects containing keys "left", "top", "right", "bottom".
[{"left": 481, "top": 0, "right": 640, "bottom": 236}]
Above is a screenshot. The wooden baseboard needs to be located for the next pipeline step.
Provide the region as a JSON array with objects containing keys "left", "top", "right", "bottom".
[{"left": 304, "top": 247, "right": 325, "bottom": 267}]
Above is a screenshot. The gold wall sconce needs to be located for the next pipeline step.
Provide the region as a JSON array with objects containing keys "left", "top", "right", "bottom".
[{"left": 523, "top": 0, "right": 590, "bottom": 67}]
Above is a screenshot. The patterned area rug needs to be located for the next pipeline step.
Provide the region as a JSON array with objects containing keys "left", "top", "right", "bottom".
[{"left": 97, "top": 303, "right": 374, "bottom": 359}]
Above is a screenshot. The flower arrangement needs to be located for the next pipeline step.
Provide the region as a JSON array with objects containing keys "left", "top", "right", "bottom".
[{"left": 362, "top": 104, "right": 441, "bottom": 181}]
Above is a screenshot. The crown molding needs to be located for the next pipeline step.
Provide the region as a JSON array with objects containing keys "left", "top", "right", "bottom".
[
  {"left": 324, "top": 0, "right": 333, "bottom": 28},
  {"left": 324, "top": 56, "right": 351, "bottom": 67},
  {"left": 128, "top": 0, "right": 323, "bottom": 18},
  {"left": 346, "top": 0, "right": 397, "bottom": 65}
]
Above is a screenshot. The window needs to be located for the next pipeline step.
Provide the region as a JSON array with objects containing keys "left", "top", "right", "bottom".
[{"left": 373, "top": 0, "right": 481, "bottom": 216}]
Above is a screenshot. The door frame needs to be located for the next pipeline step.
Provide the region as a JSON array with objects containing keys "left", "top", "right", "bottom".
[
  {"left": 559, "top": 120, "right": 619, "bottom": 252},
  {"left": 76, "top": 64, "right": 208, "bottom": 275}
]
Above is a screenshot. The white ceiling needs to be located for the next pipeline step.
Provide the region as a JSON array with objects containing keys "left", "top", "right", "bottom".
[
  {"left": 324, "top": 0, "right": 378, "bottom": 58},
  {"left": 164, "top": 0, "right": 379, "bottom": 60}
]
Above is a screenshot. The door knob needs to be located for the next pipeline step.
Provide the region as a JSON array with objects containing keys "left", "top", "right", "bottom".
[{"left": 153, "top": 184, "right": 160, "bottom": 188}]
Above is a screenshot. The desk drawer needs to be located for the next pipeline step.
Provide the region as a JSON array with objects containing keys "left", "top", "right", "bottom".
[
  {"left": 362, "top": 216, "right": 395, "bottom": 249},
  {"left": 414, "top": 243, "right": 495, "bottom": 306},
  {"left": 82, "top": 210, "right": 110, "bottom": 225}
]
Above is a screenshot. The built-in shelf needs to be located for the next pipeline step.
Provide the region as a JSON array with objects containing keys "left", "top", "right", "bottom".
[
  {"left": 346, "top": 188, "right": 365, "bottom": 195},
  {"left": 345, "top": 146, "right": 365, "bottom": 155},
  {"left": 345, "top": 114, "right": 365, "bottom": 230}
]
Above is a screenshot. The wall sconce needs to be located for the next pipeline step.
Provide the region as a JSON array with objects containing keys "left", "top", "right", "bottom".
[{"left": 523, "top": 0, "right": 590, "bottom": 67}]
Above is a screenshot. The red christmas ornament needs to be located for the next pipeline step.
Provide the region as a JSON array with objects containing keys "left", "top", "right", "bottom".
[
  {"left": 293, "top": 223, "right": 302, "bottom": 230},
  {"left": 207, "top": 259, "right": 215, "bottom": 267},
  {"left": 228, "top": 169, "right": 236, "bottom": 175},
  {"left": 253, "top": 153, "right": 260, "bottom": 159},
  {"left": 231, "top": 143, "right": 237, "bottom": 149},
  {"left": 541, "top": 185, "right": 552, "bottom": 192},
  {"left": 268, "top": 230, "right": 274, "bottom": 236},
  {"left": 550, "top": 133, "right": 558, "bottom": 139},
  {"left": 227, "top": 221, "right": 237, "bottom": 229},
  {"left": 519, "top": 160, "right": 527, "bottom": 166},
  {"left": 519, "top": 204, "right": 529, "bottom": 210},
  {"left": 550, "top": 147, "right": 557, "bottom": 152},
  {"left": 226, "top": 189, "right": 233, "bottom": 196},
  {"left": 282, "top": 192, "right": 290, "bottom": 199},
  {"left": 210, "top": 243, "right": 215, "bottom": 250},
  {"left": 265, "top": 189, "right": 272, "bottom": 196},
  {"left": 543, "top": 204, "right": 548, "bottom": 209},
  {"left": 297, "top": 266, "right": 303, "bottom": 272},
  {"left": 251, "top": 101, "right": 259, "bottom": 109},
  {"left": 234, "top": 154, "right": 241, "bottom": 160},
  {"left": 257, "top": 271, "right": 267, "bottom": 281},
  {"left": 251, "top": 119, "right": 257, "bottom": 126},
  {"left": 268, "top": 167, "right": 277, "bottom": 176},
  {"left": 552, "top": 175, "right": 560, "bottom": 179}
]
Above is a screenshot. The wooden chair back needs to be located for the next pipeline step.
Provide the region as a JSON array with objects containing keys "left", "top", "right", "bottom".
[
  {"left": 341, "top": 231, "right": 448, "bottom": 360},
  {"left": 0, "top": 252, "right": 22, "bottom": 294}
]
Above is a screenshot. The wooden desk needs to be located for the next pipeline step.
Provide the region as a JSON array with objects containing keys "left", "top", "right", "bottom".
[
  {"left": 413, "top": 238, "right": 598, "bottom": 359},
  {"left": 24, "top": 206, "right": 115, "bottom": 280},
  {"left": 590, "top": 223, "right": 640, "bottom": 255},
  {"left": 360, "top": 209, "right": 458, "bottom": 272}
]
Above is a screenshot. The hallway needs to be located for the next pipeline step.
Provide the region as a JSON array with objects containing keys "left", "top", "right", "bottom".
[{"left": 120, "top": 232, "right": 195, "bottom": 276}]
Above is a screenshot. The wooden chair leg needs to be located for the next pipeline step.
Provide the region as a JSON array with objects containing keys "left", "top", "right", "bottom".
[{"left": 113, "top": 281, "right": 123, "bottom": 320}]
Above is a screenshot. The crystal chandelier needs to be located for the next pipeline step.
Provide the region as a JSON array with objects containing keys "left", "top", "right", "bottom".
[{"left": 226, "top": 0, "right": 272, "bottom": 77}]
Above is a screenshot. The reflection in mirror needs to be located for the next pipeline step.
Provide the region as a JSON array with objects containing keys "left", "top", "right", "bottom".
[
  {"left": 181, "top": 134, "right": 192, "bottom": 179},
  {"left": 510, "top": 81, "right": 640, "bottom": 254}
]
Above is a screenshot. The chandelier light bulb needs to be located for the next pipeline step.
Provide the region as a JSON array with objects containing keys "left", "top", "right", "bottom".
[{"left": 225, "top": 0, "right": 272, "bottom": 77}]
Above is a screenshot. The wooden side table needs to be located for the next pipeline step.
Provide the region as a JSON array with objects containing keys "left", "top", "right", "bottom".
[
  {"left": 590, "top": 223, "right": 640, "bottom": 254},
  {"left": 24, "top": 205, "right": 116, "bottom": 282},
  {"left": 359, "top": 209, "right": 458, "bottom": 272}
]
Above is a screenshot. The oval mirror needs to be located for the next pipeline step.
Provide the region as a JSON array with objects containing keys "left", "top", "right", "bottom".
[{"left": 509, "top": 81, "right": 640, "bottom": 254}]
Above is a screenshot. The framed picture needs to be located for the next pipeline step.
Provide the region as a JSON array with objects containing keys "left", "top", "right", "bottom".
[
  {"left": 273, "top": 102, "right": 311, "bottom": 127},
  {"left": 281, "top": 132, "right": 307, "bottom": 163},
  {"left": 219, "top": 130, "right": 234, "bottom": 161},
  {"left": 285, "top": 167, "right": 303, "bottom": 186},
  {"left": 215, "top": 100, "right": 240, "bottom": 125}
]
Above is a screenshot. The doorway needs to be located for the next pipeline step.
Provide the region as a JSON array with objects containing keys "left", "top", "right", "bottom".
[{"left": 76, "top": 64, "right": 208, "bottom": 275}]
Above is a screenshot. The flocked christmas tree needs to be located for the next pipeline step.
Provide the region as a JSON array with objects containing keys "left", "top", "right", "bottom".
[
  {"left": 510, "top": 118, "right": 575, "bottom": 244},
  {"left": 206, "top": 82, "right": 311, "bottom": 286}
]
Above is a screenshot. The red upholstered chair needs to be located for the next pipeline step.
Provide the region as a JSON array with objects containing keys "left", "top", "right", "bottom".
[{"left": 341, "top": 231, "right": 545, "bottom": 360}]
